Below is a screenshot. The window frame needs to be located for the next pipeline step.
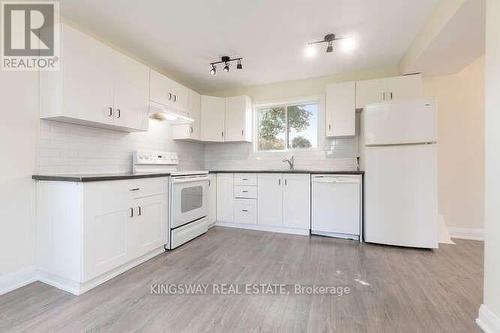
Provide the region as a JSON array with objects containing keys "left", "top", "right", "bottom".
[{"left": 254, "top": 96, "right": 322, "bottom": 153}]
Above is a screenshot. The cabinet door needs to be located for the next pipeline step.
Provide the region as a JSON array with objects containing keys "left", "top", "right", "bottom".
[
  {"left": 172, "top": 82, "right": 189, "bottom": 112},
  {"left": 201, "top": 96, "right": 226, "bottom": 142},
  {"left": 112, "top": 51, "right": 150, "bottom": 131},
  {"left": 83, "top": 182, "right": 130, "bottom": 281},
  {"left": 150, "top": 70, "right": 175, "bottom": 106},
  {"left": 207, "top": 174, "right": 217, "bottom": 227},
  {"left": 62, "top": 24, "right": 115, "bottom": 124},
  {"left": 128, "top": 194, "right": 167, "bottom": 259},
  {"left": 326, "top": 82, "right": 356, "bottom": 137},
  {"left": 385, "top": 74, "right": 422, "bottom": 101},
  {"left": 355, "top": 78, "right": 386, "bottom": 109},
  {"left": 216, "top": 174, "right": 234, "bottom": 223},
  {"left": 225, "top": 96, "right": 252, "bottom": 142},
  {"left": 283, "top": 174, "right": 310, "bottom": 229},
  {"left": 188, "top": 89, "right": 201, "bottom": 139},
  {"left": 257, "top": 174, "right": 283, "bottom": 226}
]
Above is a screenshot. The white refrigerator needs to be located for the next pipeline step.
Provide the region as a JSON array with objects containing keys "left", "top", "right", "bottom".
[{"left": 363, "top": 98, "right": 438, "bottom": 249}]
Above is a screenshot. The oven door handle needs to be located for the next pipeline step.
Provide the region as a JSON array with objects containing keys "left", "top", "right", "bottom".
[{"left": 171, "top": 176, "right": 209, "bottom": 184}]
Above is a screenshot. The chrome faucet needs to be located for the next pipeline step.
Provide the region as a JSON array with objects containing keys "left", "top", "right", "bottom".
[{"left": 282, "top": 155, "right": 295, "bottom": 170}]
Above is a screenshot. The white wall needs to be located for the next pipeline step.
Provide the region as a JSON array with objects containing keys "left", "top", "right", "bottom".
[
  {"left": 204, "top": 66, "right": 398, "bottom": 171},
  {"left": 478, "top": 0, "right": 500, "bottom": 331},
  {"left": 423, "top": 56, "right": 485, "bottom": 234},
  {"left": 0, "top": 71, "right": 39, "bottom": 292},
  {"left": 38, "top": 119, "right": 204, "bottom": 174}
]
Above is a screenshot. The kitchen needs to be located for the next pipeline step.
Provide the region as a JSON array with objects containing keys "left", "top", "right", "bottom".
[{"left": 0, "top": 0, "right": 498, "bottom": 332}]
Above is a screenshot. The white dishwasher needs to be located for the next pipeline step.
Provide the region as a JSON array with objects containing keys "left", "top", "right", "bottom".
[{"left": 311, "top": 174, "right": 362, "bottom": 241}]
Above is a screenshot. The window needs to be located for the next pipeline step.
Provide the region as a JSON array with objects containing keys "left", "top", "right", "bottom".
[{"left": 257, "top": 102, "right": 318, "bottom": 151}]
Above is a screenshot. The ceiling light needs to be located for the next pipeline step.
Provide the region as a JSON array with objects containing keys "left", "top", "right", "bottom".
[
  {"left": 304, "top": 44, "right": 317, "bottom": 58},
  {"left": 209, "top": 56, "right": 243, "bottom": 76},
  {"left": 341, "top": 37, "right": 356, "bottom": 53},
  {"left": 326, "top": 41, "right": 333, "bottom": 53},
  {"left": 307, "top": 33, "right": 348, "bottom": 54}
]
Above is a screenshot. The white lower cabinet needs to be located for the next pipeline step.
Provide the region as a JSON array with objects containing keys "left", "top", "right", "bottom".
[
  {"left": 282, "top": 174, "right": 311, "bottom": 229},
  {"left": 214, "top": 173, "right": 311, "bottom": 234},
  {"left": 216, "top": 174, "right": 234, "bottom": 223},
  {"left": 257, "top": 174, "right": 283, "bottom": 226},
  {"left": 36, "top": 178, "right": 168, "bottom": 295},
  {"left": 207, "top": 174, "right": 217, "bottom": 227},
  {"left": 257, "top": 174, "right": 310, "bottom": 230}
]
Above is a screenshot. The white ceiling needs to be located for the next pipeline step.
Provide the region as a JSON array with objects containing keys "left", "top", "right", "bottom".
[{"left": 60, "top": 0, "right": 439, "bottom": 93}]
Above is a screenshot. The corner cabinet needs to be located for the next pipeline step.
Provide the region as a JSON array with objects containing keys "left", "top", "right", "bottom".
[
  {"left": 36, "top": 178, "right": 168, "bottom": 295},
  {"left": 325, "top": 81, "right": 356, "bottom": 137},
  {"left": 200, "top": 95, "right": 253, "bottom": 143},
  {"left": 40, "top": 24, "right": 150, "bottom": 132},
  {"left": 355, "top": 74, "right": 422, "bottom": 109}
]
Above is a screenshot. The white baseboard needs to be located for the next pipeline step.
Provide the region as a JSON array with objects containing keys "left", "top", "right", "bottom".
[
  {"left": 477, "top": 304, "right": 500, "bottom": 333},
  {"left": 448, "top": 227, "right": 484, "bottom": 241},
  {"left": 0, "top": 265, "right": 37, "bottom": 295},
  {"left": 216, "top": 222, "right": 310, "bottom": 236}
]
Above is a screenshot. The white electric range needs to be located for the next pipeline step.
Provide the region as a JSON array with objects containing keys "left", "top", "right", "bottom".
[{"left": 133, "top": 150, "right": 209, "bottom": 249}]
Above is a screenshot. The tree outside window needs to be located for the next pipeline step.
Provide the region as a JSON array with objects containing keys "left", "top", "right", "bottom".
[{"left": 257, "top": 102, "right": 318, "bottom": 151}]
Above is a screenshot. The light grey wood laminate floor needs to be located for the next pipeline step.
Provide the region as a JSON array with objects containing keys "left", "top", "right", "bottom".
[{"left": 0, "top": 227, "right": 483, "bottom": 332}]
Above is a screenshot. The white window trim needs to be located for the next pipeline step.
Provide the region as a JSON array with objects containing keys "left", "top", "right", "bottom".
[{"left": 253, "top": 95, "right": 325, "bottom": 153}]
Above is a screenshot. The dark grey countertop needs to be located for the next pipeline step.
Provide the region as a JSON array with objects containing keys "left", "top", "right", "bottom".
[
  {"left": 209, "top": 170, "right": 364, "bottom": 175},
  {"left": 32, "top": 170, "right": 363, "bottom": 182},
  {"left": 32, "top": 173, "right": 171, "bottom": 182}
]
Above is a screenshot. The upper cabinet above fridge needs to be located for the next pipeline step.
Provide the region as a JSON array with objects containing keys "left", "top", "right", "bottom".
[
  {"left": 149, "top": 70, "right": 189, "bottom": 113},
  {"left": 355, "top": 74, "right": 423, "bottom": 109},
  {"left": 39, "top": 24, "right": 150, "bottom": 132}
]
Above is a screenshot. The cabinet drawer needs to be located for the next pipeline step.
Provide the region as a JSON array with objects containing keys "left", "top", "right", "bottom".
[
  {"left": 234, "top": 186, "right": 257, "bottom": 199},
  {"left": 234, "top": 199, "right": 257, "bottom": 225},
  {"left": 234, "top": 173, "right": 257, "bottom": 186},
  {"left": 126, "top": 177, "right": 169, "bottom": 198}
]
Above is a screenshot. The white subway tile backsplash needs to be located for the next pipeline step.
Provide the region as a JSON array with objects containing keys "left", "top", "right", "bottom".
[{"left": 37, "top": 119, "right": 204, "bottom": 174}]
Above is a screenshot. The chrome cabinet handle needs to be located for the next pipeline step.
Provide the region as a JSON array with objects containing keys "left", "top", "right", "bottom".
[
  {"left": 242, "top": 190, "right": 248, "bottom": 193},
  {"left": 190, "top": 127, "right": 193, "bottom": 133},
  {"left": 108, "top": 107, "right": 113, "bottom": 117},
  {"left": 284, "top": 179, "right": 287, "bottom": 186},
  {"left": 328, "top": 124, "right": 331, "bottom": 131},
  {"left": 116, "top": 109, "right": 121, "bottom": 118},
  {"left": 242, "top": 209, "right": 248, "bottom": 212},
  {"left": 390, "top": 92, "right": 393, "bottom": 100},
  {"left": 278, "top": 179, "right": 281, "bottom": 186},
  {"left": 221, "top": 131, "right": 224, "bottom": 138},
  {"left": 241, "top": 130, "right": 244, "bottom": 136},
  {"left": 130, "top": 188, "right": 140, "bottom": 191},
  {"left": 138, "top": 206, "right": 142, "bottom": 216},
  {"left": 168, "top": 92, "right": 172, "bottom": 101},
  {"left": 173, "top": 95, "right": 177, "bottom": 102},
  {"left": 382, "top": 92, "right": 386, "bottom": 101},
  {"left": 208, "top": 179, "right": 211, "bottom": 186},
  {"left": 130, "top": 208, "right": 134, "bottom": 217}
]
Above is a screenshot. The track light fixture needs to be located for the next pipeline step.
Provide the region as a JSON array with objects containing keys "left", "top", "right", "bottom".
[
  {"left": 209, "top": 56, "right": 243, "bottom": 75},
  {"left": 308, "top": 33, "right": 344, "bottom": 54}
]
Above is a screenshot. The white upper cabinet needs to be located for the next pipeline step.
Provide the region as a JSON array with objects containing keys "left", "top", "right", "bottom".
[
  {"left": 326, "top": 81, "right": 356, "bottom": 137},
  {"left": 113, "top": 51, "right": 150, "bottom": 131},
  {"left": 40, "top": 24, "right": 149, "bottom": 132},
  {"left": 355, "top": 74, "right": 422, "bottom": 109},
  {"left": 149, "top": 70, "right": 188, "bottom": 113},
  {"left": 172, "top": 89, "right": 201, "bottom": 141},
  {"left": 201, "top": 95, "right": 226, "bottom": 142},
  {"left": 225, "top": 96, "right": 252, "bottom": 142}
]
